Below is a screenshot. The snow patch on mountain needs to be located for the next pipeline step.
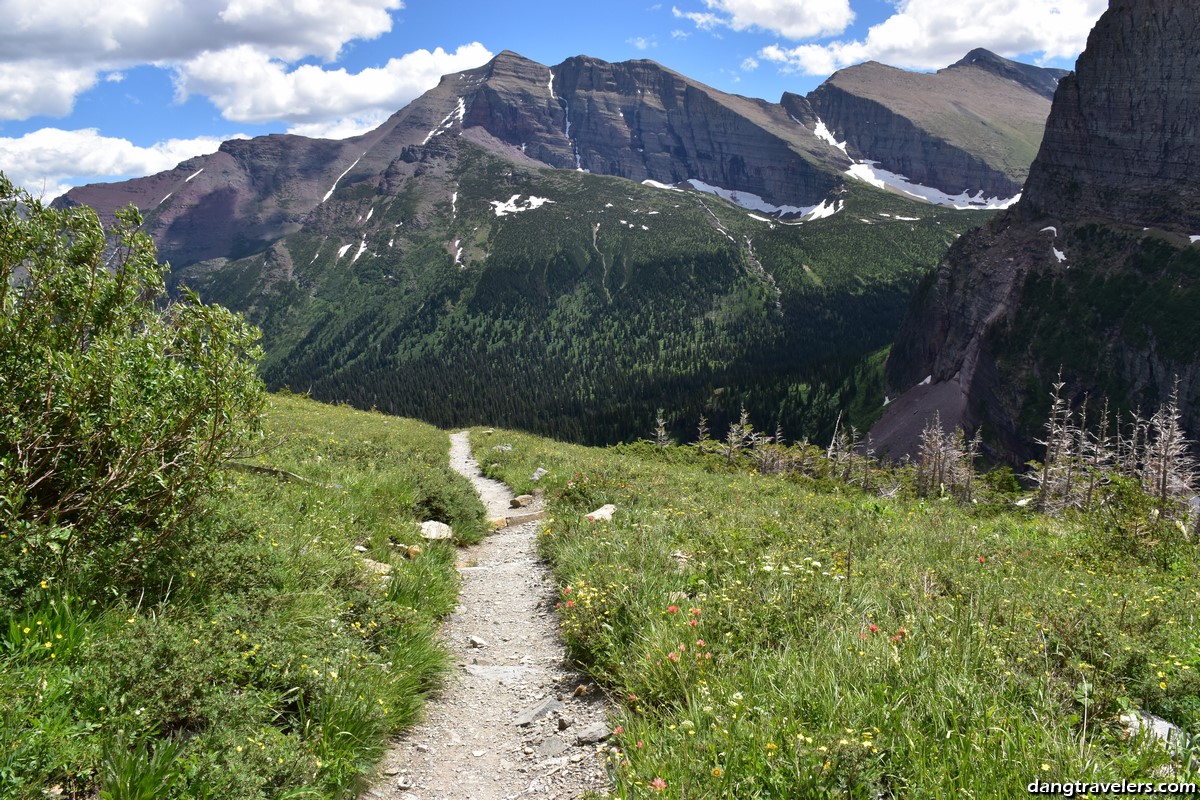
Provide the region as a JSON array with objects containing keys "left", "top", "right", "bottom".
[
  {"left": 323, "top": 155, "right": 364, "bottom": 203},
  {"left": 490, "top": 194, "right": 556, "bottom": 217},
  {"left": 185, "top": 168, "right": 204, "bottom": 182},
  {"left": 423, "top": 97, "right": 467, "bottom": 145},
  {"left": 683, "top": 179, "right": 811, "bottom": 216},
  {"left": 812, "top": 117, "right": 848, "bottom": 154},
  {"left": 846, "top": 160, "right": 1020, "bottom": 209}
]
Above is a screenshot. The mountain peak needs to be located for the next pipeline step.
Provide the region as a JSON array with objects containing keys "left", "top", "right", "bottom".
[{"left": 946, "top": 48, "right": 1069, "bottom": 100}]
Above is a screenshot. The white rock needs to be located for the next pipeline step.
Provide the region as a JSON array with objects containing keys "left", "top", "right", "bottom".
[
  {"left": 420, "top": 521, "right": 454, "bottom": 540},
  {"left": 585, "top": 504, "right": 615, "bottom": 522}
]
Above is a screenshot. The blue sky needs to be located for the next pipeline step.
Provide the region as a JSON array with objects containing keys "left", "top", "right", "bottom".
[{"left": 0, "top": 0, "right": 1107, "bottom": 199}]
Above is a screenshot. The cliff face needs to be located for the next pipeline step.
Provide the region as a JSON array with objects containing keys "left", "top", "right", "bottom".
[
  {"left": 877, "top": 0, "right": 1200, "bottom": 463},
  {"left": 809, "top": 52, "right": 1062, "bottom": 198},
  {"left": 1023, "top": 2, "right": 1200, "bottom": 230},
  {"left": 58, "top": 50, "right": 855, "bottom": 265}
]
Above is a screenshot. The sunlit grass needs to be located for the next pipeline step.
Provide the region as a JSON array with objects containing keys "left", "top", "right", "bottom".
[{"left": 476, "top": 429, "right": 1200, "bottom": 797}]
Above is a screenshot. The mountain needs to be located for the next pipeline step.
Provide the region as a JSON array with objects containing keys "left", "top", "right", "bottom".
[
  {"left": 54, "top": 49, "right": 1064, "bottom": 444},
  {"left": 805, "top": 50, "right": 1067, "bottom": 200},
  {"left": 875, "top": 0, "right": 1200, "bottom": 463}
]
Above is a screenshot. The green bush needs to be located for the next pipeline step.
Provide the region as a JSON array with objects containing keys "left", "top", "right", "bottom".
[{"left": 0, "top": 174, "right": 265, "bottom": 598}]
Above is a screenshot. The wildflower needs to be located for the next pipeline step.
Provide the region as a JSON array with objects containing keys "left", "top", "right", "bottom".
[
  {"left": 712, "top": 767, "right": 722, "bottom": 777},
  {"left": 666, "top": 605, "right": 679, "bottom": 613},
  {"left": 651, "top": 777, "right": 667, "bottom": 791},
  {"left": 868, "top": 623, "right": 879, "bottom": 633},
  {"left": 614, "top": 727, "right": 624, "bottom": 735},
  {"left": 690, "top": 608, "right": 702, "bottom": 616}
]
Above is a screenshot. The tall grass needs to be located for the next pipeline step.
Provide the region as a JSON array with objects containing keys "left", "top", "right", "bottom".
[
  {"left": 476, "top": 429, "right": 1200, "bottom": 797},
  {"left": 0, "top": 395, "right": 483, "bottom": 799}
]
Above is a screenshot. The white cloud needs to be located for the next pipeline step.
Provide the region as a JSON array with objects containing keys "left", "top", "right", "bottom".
[
  {"left": 0, "top": 127, "right": 240, "bottom": 200},
  {"left": 741, "top": 56, "right": 759, "bottom": 71},
  {"left": 175, "top": 42, "right": 493, "bottom": 125},
  {"left": 759, "top": 0, "right": 1107, "bottom": 75},
  {"left": 287, "top": 111, "right": 390, "bottom": 140},
  {"left": 0, "top": 0, "right": 402, "bottom": 64},
  {"left": 627, "top": 36, "right": 657, "bottom": 50},
  {"left": 0, "top": 62, "right": 98, "bottom": 120},
  {"left": 672, "top": 6, "right": 724, "bottom": 31},
  {"left": 673, "top": 0, "right": 853, "bottom": 39},
  {"left": 0, "top": 0, "right": 405, "bottom": 120}
]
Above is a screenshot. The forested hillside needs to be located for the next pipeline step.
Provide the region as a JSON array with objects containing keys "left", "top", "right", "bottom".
[{"left": 175, "top": 139, "right": 991, "bottom": 445}]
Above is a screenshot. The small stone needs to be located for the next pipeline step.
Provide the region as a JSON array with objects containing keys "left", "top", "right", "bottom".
[
  {"left": 585, "top": 504, "right": 615, "bottom": 522},
  {"left": 420, "top": 520, "right": 453, "bottom": 540},
  {"left": 384, "top": 766, "right": 401, "bottom": 776},
  {"left": 523, "top": 746, "right": 534, "bottom": 755},
  {"left": 415, "top": 744, "right": 429, "bottom": 753},
  {"left": 361, "top": 557, "right": 392, "bottom": 575},
  {"left": 354, "top": 544, "right": 369, "bottom": 552},
  {"left": 570, "top": 754, "right": 584, "bottom": 763},
  {"left": 405, "top": 544, "right": 422, "bottom": 559},
  {"left": 574, "top": 723, "right": 611, "bottom": 744},
  {"left": 513, "top": 696, "right": 563, "bottom": 726},
  {"left": 530, "top": 467, "right": 548, "bottom": 482},
  {"left": 536, "top": 736, "right": 569, "bottom": 758},
  {"left": 468, "top": 635, "right": 489, "bottom": 648},
  {"left": 472, "top": 749, "right": 486, "bottom": 757},
  {"left": 510, "top": 494, "right": 534, "bottom": 508},
  {"left": 557, "top": 715, "right": 574, "bottom": 731},
  {"left": 395, "top": 775, "right": 413, "bottom": 789}
]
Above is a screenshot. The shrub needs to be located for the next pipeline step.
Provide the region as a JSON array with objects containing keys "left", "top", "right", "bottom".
[{"left": 0, "top": 174, "right": 266, "bottom": 598}]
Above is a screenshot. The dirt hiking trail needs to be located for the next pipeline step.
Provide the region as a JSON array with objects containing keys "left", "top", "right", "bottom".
[{"left": 360, "top": 431, "right": 613, "bottom": 800}]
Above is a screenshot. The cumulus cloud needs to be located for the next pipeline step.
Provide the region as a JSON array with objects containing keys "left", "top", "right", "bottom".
[
  {"left": 0, "top": 0, "right": 427, "bottom": 122},
  {"left": 175, "top": 42, "right": 493, "bottom": 125},
  {"left": 673, "top": 0, "right": 853, "bottom": 39},
  {"left": 759, "top": 0, "right": 1107, "bottom": 75},
  {"left": 0, "top": 127, "right": 241, "bottom": 200},
  {"left": 0, "top": 0, "right": 401, "bottom": 65},
  {"left": 627, "top": 36, "right": 657, "bottom": 50}
]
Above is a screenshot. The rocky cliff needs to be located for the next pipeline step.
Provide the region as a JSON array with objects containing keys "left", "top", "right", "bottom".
[
  {"left": 876, "top": 0, "right": 1200, "bottom": 463},
  {"left": 59, "top": 50, "right": 853, "bottom": 266},
  {"left": 58, "top": 48, "right": 1065, "bottom": 271},
  {"left": 809, "top": 50, "right": 1064, "bottom": 199}
]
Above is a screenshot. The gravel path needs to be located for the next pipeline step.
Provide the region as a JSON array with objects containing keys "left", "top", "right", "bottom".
[{"left": 360, "top": 432, "right": 613, "bottom": 800}]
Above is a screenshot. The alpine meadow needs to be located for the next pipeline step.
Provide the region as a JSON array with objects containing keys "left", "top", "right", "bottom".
[{"left": 4, "top": 0, "right": 1200, "bottom": 797}]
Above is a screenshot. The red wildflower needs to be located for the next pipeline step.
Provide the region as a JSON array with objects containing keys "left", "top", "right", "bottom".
[
  {"left": 651, "top": 777, "right": 667, "bottom": 791},
  {"left": 666, "top": 605, "right": 679, "bottom": 613}
]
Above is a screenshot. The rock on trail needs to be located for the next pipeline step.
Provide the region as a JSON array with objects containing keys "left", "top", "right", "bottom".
[{"left": 360, "top": 431, "right": 612, "bottom": 800}]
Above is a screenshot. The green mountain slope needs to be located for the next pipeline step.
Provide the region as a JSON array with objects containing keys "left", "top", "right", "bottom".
[{"left": 176, "top": 138, "right": 991, "bottom": 444}]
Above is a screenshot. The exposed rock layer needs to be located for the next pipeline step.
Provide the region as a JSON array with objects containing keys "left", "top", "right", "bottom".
[
  {"left": 809, "top": 53, "right": 1063, "bottom": 198},
  {"left": 878, "top": 0, "right": 1200, "bottom": 463},
  {"left": 57, "top": 49, "right": 1061, "bottom": 271}
]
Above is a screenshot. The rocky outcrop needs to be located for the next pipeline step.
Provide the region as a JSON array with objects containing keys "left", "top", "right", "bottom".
[
  {"left": 876, "top": 0, "right": 1200, "bottom": 463},
  {"left": 950, "top": 48, "right": 1069, "bottom": 101},
  {"left": 809, "top": 51, "right": 1062, "bottom": 198},
  {"left": 59, "top": 47, "right": 1065, "bottom": 271},
  {"left": 550, "top": 55, "right": 846, "bottom": 208},
  {"left": 1023, "top": 3, "right": 1200, "bottom": 232}
]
